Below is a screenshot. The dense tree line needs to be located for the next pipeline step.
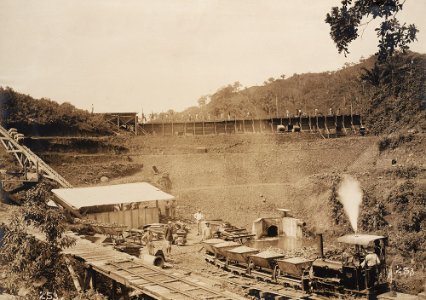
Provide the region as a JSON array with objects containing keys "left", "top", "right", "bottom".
[{"left": 0, "top": 87, "right": 113, "bottom": 136}]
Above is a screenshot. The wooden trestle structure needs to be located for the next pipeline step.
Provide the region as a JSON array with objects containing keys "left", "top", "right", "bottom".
[
  {"left": 0, "top": 124, "right": 72, "bottom": 187},
  {"left": 139, "top": 114, "right": 362, "bottom": 137},
  {"left": 63, "top": 232, "right": 246, "bottom": 300}
]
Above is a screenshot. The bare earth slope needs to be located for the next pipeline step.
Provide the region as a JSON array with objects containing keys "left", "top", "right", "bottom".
[{"left": 45, "top": 134, "right": 407, "bottom": 229}]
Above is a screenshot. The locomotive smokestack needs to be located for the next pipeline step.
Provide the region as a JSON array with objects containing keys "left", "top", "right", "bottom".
[{"left": 317, "top": 233, "right": 324, "bottom": 258}]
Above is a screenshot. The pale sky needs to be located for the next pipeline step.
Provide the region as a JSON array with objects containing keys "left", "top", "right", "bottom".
[{"left": 1, "top": 0, "right": 425, "bottom": 113}]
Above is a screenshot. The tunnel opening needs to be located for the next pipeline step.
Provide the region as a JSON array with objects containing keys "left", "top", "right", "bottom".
[{"left": 266, "top": 225, "right": 278, "bottom": 237}]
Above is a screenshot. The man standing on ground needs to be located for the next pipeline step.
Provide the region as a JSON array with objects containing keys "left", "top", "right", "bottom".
[
  {"left": 164, "top": 221, "right": 174, "bottom": 254},
  {"left": 361, "top": 248, "right": 381, "bottom": 286},
  {"left": 141, "top": 230, "right": 154, "bottom": 255},
  {"left": 202, "top": 222, "right": 212, "bottom": 241},
  {"left": 165, "top": 201, "right": 170, "bottom": 219},
  {"left": 193, "top": 210, "right": 204, "bottom": 236}
]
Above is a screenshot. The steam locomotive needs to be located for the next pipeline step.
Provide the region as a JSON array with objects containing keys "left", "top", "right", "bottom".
[{"left": 202, "top": 234, "right": 388, "bottom": 299}]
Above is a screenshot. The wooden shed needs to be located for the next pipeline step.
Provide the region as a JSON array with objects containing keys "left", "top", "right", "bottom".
[{"left": 52, "top": 182, "right": 175, "bottom": 229}]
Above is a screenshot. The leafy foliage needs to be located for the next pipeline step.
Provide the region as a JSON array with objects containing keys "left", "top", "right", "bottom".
[
  {"left": 361, "top": 52, "right": 426, "bottom": 134},
  {"left": 1, "top": 181, "right": 76, "bottom": 297},
  {"left": 0, "top": 87, "right": 113, "bottom": 136},
  {"left": 378, "top": 133, "right": 414, "bottom": 152},
  {"left": 359, "top": 189, "right": 388, "bottom": 232},
  {"left": 328, "top": 176, "right": 349, "bottom": 227},
  {"left": 325, "top": 0, "right": 418, "bottom": 61},
  {"left": 388, "top": 180, "right": 426, "bottom": 254}
]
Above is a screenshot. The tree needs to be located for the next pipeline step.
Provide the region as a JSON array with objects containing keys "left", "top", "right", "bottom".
[
  {"left": 325, "top": 0, "right": 418, "bottom": 61},
  {"left": 1, "top": 181, "right": 76, "bottom": 298},
  {"left": 197, "top": 95, "right": 208, "bottom": 107}
]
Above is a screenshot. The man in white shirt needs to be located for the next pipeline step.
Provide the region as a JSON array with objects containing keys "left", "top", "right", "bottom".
[
  {"left": 202, "top": 222, "right": 212, "bottom": 241},
  {"left": 193, "top": 210, "right": 204, "bottom": 235},
  {"left": 361, "top": 251, "right": 380, "bottom": 268}
]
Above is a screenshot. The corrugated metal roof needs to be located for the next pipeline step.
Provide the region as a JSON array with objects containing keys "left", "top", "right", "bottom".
[
  {"left": 337, "top": 234, "right": 386, "bottom": 246},
  {"left": 52, "top": 182, "right": 174, "bottom": 209}
]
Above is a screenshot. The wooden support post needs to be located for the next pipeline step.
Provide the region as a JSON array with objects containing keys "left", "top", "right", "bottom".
[
  {"left": 162, "top": 121, "right": 165, "bottom": 136},
  {"left": 324, "top": 116, "right": 330, "bottom": 138},
  {"left": 135, "top": 115, "right": 138, "bottom": 135},
  {"left": 270, "top": 118, "right": 274, "bottom": 132},
  {"left": 121, "top": 285, "right": 130, "bottom": 300},
  {"left": 171, "top": 120, "right": 174, "bottom": 136},
  {"left": 214, "top": 120, "right": 217, "bottom": 135},
  {"left": 242, "top": 118, "right": 245, "bottom": 133},
  {"left": 252, "top": 119, "right": 255, "bottom": 133},
  {"left": 64, "top": 257, "right": 82, "bottom": 292},
  {"left": 342, "top": 115, "right": 348, "bottom": 135},
  {"left": 225, "top": 121, "right": 227, "bottom": 134},
  {"left": 202, "top": 120, "right": 205, "bottom": 135},
  {"left": 83, "top": 267, "right": 94, "bottom": 291},
  {"left": 234, "top": 118, "right": 237, "bottom": 133},
  {"left": 316, "top": 115, "right": 319, "bottom": 131},
  {"left": 184, "top": 121, "right": 187, "bottom": 136},
  {"left": 111, "top": 281, "right": 117, "bottom": 300},
  {"left": 91, "top": 269, "right": 97, "bottom": 290},
  {"left": 117, "top": 116, "right": 120, "bottom": 131},
  {"left": 193, "top": 120, "right": 195, "bottom": 135}
]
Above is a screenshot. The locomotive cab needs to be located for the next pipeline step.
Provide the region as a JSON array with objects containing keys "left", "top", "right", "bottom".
[
  {"left": 338, "top": 234, "right": 388, "bottom": 294},
  {"left": 311, "top": 234, "right": 388, "bottom": 297}
]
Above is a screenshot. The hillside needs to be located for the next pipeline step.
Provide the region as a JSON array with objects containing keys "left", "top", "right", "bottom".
[
  {"left": 173, "top": 52, "right": 425, "bottom": 135},
  {"left": 0, "top": 87, "right": 114, "bottom": 136}
]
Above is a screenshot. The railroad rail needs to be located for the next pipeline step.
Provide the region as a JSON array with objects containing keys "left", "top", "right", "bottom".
[
  {"left": 63, "top": 232, "right": 247, "bottom": 300},
  {"left": 203, "top": 255, "right": 321, "bottom": 300}
]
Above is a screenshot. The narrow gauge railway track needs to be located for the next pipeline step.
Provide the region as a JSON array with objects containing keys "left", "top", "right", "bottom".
[{"left": 198, "top": 259, "right": 327, "bottom": 300}]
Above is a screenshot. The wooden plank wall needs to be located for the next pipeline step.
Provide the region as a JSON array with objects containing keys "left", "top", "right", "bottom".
[{"left": 87, "top": 207, "right": 160, "bottom": 229}]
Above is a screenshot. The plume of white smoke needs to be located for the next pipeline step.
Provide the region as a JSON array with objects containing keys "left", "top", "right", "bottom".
[{"left": 337, "top": 175, "right": 363, "bottom": 233}]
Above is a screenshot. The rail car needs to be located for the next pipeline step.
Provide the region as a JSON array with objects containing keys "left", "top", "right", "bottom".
[
  {"left": 203, "top": 239, "right": 313, "bottom": 292},
  {"left": 202, "top": 234, "right": 389, "bottom": 299}
]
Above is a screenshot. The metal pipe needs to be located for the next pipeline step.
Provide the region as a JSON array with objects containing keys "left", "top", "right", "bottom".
[{"left": 140, "top": 254, "right": 164, "bottom": 268}]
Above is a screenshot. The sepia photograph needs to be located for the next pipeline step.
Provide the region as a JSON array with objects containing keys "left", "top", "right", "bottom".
[{"left": 0, "top": 1, "right": 425, "bottom": 299}]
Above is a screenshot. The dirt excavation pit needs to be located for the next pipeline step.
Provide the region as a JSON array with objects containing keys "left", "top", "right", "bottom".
[{"left": 1, "top": 132, "right": 425, "bottom": 298}]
